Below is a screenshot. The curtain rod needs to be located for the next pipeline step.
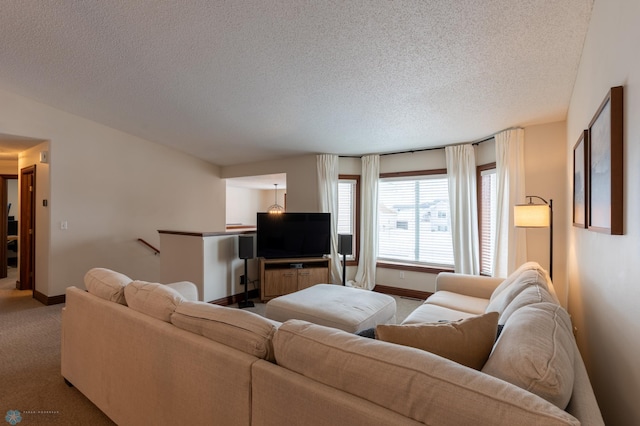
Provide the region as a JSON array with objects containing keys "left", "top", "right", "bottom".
[{"left": 339, "top": 126, "right": 522, "bottom": 158}]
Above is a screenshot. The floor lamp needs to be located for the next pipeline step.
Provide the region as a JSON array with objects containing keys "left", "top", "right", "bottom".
[
  {"left": 514, "top": 196, "right": 553, "bottom": 280},
  {"left": 338, "top": 234, "right": 353, "bottom": 286},
  {"left": 238, "top": 234, "right": 255, "bottom": 308}
]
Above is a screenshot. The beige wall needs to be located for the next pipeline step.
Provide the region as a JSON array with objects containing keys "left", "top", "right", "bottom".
[
  {"left": 226, "top": 186, "right": 264, "bottom": 226},
  {"left": 566, "top": 0, "right": 640, "bottom": 424},
  {"left": 226, "top": 186, "right": 287, "bottom": 226},
  {"left": 0, "top": 159, "right": 18, "bottom": 175},
  {"left": 0, "top": 87, "right": 226, "bottom": 297},
  {"left": 225, "top": 124, "right": 566, "bottom": 295},
  {"left": 222, "top": 155, "right": 317, "bottom": 212},
  {"left": 523, "top": 121, "right": 568, "bottom": 304}
]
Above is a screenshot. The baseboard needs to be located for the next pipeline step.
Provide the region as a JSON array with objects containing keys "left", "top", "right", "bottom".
[
  {"left": 373, "top": 284, "right": 431, "bottom": 301},
  {"left": 33, "top": 290, "right": 66, "bottom": 306},
  {"left": 209, "top": 288, "right": 260, "bottom": 306}
]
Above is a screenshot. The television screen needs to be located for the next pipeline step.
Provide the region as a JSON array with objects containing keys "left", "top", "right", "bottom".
[{"left": 257, "top": 212, "right": 331, "bottom": 259}]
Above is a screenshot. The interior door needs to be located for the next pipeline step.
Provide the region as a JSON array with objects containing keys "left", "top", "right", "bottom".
[{"left": 19, "top": 166, "right": 35, "bottom": 291}]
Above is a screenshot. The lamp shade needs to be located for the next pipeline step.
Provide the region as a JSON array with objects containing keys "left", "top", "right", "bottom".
[{"left": 514, "top": 204, "right": 550, "bottom": 228}]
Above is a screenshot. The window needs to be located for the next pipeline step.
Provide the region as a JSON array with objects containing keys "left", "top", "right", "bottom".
[
  {"left": 338, "top": 175, "right": 359, "bottom": 261},
  {"left": 478, "top": 164, "right": 497, "bottom": 276},
  {"left": 377, "top": 171, "right": 453, "bottom": 268}
]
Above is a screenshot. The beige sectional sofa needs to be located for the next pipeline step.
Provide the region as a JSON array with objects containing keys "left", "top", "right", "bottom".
[{"left": 62, "top": 263, "right": 603, "bottom": 425}]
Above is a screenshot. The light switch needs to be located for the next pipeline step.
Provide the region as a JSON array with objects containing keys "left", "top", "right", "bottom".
[{"left": 61, "top": 221, "right": 68, "bottom": 230}]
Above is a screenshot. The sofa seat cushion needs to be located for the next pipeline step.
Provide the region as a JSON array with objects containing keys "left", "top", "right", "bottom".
[
  {"left": 124, "top": 280, "right": 185, "bottom": 322},
  {"left": 273, "top": 320, "right": 579, "bottom": 425},
  {"left": 376, "top": 312, "right": 499, "bottom": 370},
  {"left": 486, "top": 263, "right": 555, "bottom": 316},
  {"left": 401, "top": 302, "right": 478, "bottom": 325},
  {"left": 425, "top": 291, "right": 489, "bottom": 314},
  {"left": 171, "top": 301, "right": 279, "bottom": 361},
  {"left": 482, "top": 302, "right": 575, "bottom": 409},
  {"left": 84, "top": 267, "right": 132, "bottom": 305}
]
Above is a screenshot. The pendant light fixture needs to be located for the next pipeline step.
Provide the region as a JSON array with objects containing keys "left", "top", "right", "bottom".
[{"left": 267, "top": 184, "right": 285, "bottom": 214}]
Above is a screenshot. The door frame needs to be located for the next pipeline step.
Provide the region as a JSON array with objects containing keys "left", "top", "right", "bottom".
[{"left": 18, "top": 165, "right": 35, "bottom": 292}]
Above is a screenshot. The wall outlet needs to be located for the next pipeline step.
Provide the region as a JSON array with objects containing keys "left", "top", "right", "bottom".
[{"left": 399, "top": 271, "right": 405, "bottom": 279}]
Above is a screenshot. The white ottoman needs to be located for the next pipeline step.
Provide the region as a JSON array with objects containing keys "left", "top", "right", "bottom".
[{"left": 265, "top": 284, "right": 397, "bottom": 333}]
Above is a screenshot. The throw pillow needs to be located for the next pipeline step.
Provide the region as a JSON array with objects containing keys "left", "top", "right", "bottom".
[
  {"left": 84, "top": 267, "right": 132, "bottom": 305},
  {"left": 124, "top": 280, "right": 185, "bottom": 322},
  {"left": 376, "top": 311, "right": 499, "bottom": 370},
  {"left": 482, "top": 302, "right": 575, "bottom": 409}
]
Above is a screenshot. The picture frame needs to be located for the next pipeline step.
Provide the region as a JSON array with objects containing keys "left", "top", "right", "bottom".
[
  {"left": 587, "top": 85, "right": 623, "bottom": 235},
  {"left": 573, "top": 130, "right": 588, "bottom": 228}
]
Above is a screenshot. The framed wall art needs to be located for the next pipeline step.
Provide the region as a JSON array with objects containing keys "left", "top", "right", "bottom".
[
  {"left": 588, "top": 85, "right": 623, "bottom": 235},
  {"left": 573, "top": 130, "right": 588, "bottom": 228}
]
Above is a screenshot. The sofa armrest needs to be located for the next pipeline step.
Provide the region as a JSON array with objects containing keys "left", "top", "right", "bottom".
[
  {"left": 165, "top": 281, "right": 198, "bottom": 301},
  {"left": 435, "top": 272, "right": 504, "bottom": 299}
]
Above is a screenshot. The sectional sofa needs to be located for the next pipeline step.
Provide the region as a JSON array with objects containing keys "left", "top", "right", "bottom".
[{"left": 61, "top": 263, "right": 603, "bottom": 425}]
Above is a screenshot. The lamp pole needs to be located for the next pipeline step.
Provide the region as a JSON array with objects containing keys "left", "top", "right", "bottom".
[
  {"left": 549, "top": 199, "right": 553, "bottom": 281},
  {"left": 515, "top": 196, "right": 553, "bottom": 281}
]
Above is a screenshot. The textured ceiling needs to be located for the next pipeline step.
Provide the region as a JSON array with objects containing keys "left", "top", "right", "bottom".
[{"left": 0, "top": 1, "right": 593, "bottom": 166}]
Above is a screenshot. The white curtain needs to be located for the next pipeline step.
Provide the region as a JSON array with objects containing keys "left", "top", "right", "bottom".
[
  {"left": 316, "top": 154, "right": 343, "bottom": 284},
  {"left": 445, "top": 144, "right": 480, "bottom": 275},
  {"left": 493, "top": 129, "right": 527, "bottom": 278},
  {"left": 350, "top": 154, "right": 379, "bottom": 290}
]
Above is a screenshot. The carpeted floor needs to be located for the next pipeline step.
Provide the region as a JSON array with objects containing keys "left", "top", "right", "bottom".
[
  {"left": 0, "top": 268, "right": 114, "bottom": 425},
  {"left": 0, "top": 270, "right": 422, "bottom": 425}
]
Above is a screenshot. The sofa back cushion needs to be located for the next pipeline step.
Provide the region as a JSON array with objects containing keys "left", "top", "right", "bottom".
[
  {"left": 84, "top": 267, "right": 132, "bottom": 305},
  {"left": 486, "top": 262, "right": 557, "bottom": 319},
  {"left": 482, "top": 302, "right": 575, "bottom": 409},
  {"left": 164, "top": 281, "right": 199, "bottom": 302},
  {"left": 273, "top": 320, "right": 579, "bottom": 425},
  {"left": 124, "top": 280, "right": 185, "bottom": 322},
  {"left": 171, "top": 301, "right": 279, "bottom": 361},
  {"left": 498, "top": 284, "right": 557, "bottom": 324}
]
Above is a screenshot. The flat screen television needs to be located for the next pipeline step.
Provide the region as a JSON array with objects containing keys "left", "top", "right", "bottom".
[{"left": 257, "top": 212, "right": 331, "bottom": 259}]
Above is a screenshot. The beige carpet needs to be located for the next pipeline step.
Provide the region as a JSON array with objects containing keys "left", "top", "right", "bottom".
[
  {"left": 1, "top": 270, "right": 422, "bottom": 425},
  {"left": 0, "top": 269, "right": 114, "bottom": 425}
]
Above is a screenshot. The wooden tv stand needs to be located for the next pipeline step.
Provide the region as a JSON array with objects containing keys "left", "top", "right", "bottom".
[{"left": 259, "top": 257, "right": 331, "bottom": 302}]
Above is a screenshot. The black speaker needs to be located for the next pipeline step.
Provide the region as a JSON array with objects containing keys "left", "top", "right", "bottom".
[
  {"left": 239, "top": 235, "right": 254, "bottom": 259},
  {"left": 338, "top": 234, "right": 353, "bottom": 255}
]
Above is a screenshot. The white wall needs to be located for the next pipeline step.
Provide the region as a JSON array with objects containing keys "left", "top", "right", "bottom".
[
  {"left": 566, "top": 0, "right": 640, "bottom": 424},
  {"left": 0, "top": 87, "right": 226, "bottom": 297}
]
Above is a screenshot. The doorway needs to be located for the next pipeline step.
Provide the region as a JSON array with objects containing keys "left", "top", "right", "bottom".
[
  {"left": 0, "top": 175, "right": 18, "bottom": 279},
  {"left": 18, "top": 165, "right": 35, "bottom": 291}
]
